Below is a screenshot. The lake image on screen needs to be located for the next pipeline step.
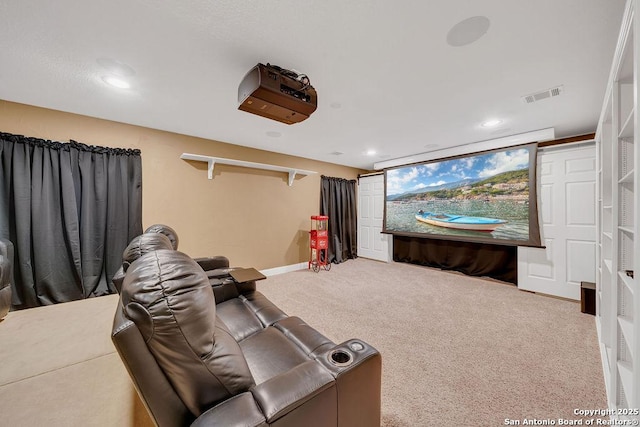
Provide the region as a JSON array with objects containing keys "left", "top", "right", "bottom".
[
  {"left": 385, "top": 199, "right": 530, "bottom": 241},
  {"left": 385, "top": 147, "right": 533, "bottom": 242}
]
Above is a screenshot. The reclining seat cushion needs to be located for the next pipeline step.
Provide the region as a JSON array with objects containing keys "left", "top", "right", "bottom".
[
  {"left": 121, "top": 249, "right": 255, "bottom": 416},
  {"left": 112, "top": 233, "right": 174, "bottom": 293},
  {"left": 215, "top": 292, "right": 288, "bottom": 342},
  {"left": 239, "top": 326, "right": 311, "bottom": 385},
  {"left": 236, "top": 315, "right": 336, "bottom": 385},
  {"left": 215, "top": 298, "right": 264, "bottom": 342}
]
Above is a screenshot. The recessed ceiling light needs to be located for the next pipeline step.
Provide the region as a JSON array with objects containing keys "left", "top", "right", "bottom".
[
  {"left": 266, "top": 131, "right": 282, "bottom": 138},
  {"left": 424, "top": 143, "right": 439, "bottom": 149},
  {"left": 101, "top": 75, "right": 130, "bottom": 89},
  {"left": 446, "top": 16, "right": 490, "bottom": 47},
  {"left": 481, "top": 119, "right": 502, "bottom": 128},
  {"left": 97, "top": 58, "right": 136, "bottom": 77},
  {"left": 330, "top": 102, "right": 342, "bottom": 109},
  {"left": 366, "top": 149, "right": 377, "bottom": 156}
]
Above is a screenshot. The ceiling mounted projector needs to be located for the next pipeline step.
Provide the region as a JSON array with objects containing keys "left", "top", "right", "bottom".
[{"left": 238, "top": 63, "right": 317, "bottom": 125}]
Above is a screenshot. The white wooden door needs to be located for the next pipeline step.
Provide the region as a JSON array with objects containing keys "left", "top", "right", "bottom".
[
  {"left": 518, "top": 143, "right": 596, "bottom": 300},
  {"left": 358, "top": 174, "right": 392, "bottom": 262}
]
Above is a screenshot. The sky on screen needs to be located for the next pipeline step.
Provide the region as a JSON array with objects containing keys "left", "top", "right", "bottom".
[{"left": 386, "top": 148, "right": 530, "bottom": 195}]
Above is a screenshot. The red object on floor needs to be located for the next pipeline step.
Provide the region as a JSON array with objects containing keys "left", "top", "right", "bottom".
[{"left": 309, "top": 216, "right": 331, "bottom": 272}]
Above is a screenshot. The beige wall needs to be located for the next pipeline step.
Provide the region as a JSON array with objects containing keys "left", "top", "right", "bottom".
[{"left": 0, "top": 100, "right": 365, "bottom": 269}]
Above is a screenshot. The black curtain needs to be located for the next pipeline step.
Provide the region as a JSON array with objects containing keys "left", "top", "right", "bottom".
[
  {"left": 393, "top": 235, "right": 517, "bottom": 284},
  {"left": 0, "top": 132, "right": 142, "bottom": 309},
  {"left": 320, "top": 175, "right": 357, "bottom": 263}
]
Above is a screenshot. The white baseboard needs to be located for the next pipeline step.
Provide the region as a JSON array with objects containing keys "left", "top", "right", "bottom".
[{"left": 260, "top": 262, "right": 308, "bottom": 277}]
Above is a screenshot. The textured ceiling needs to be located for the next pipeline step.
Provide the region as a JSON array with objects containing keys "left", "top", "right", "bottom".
[{"left": 0, "top": 1, "right": 626, "bottom": 169}]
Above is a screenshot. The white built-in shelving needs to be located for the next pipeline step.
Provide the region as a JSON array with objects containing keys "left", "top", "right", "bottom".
[{"left": 595, "top": 0, "right": 640, "bottom": 416}]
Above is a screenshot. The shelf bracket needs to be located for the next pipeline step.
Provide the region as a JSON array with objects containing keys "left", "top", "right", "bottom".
[{"left": 207, "top": 158, "right": 215, "bottom": 180}]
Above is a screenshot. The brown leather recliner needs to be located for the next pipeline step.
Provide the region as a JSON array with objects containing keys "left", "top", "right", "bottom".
[
  {"left": 0, "top": 239, "right": 14, "bottom": 320},
  {"left": 112, "top": 240, "right": 382, "bottom": 427}
]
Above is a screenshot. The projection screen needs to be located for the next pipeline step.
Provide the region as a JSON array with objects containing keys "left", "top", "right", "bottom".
[{"left": 383, "top": 143, "right": 542, "bottom": 247}]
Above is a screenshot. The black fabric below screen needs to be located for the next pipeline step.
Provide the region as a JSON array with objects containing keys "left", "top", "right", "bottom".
[
  {"left": 392, "top": 235, "right": 517, "bottom": 284},
  {"left": 0, "top": 132, "right": 142, "bottom": 309},
  {"left": 320, "top": 176, "right": 358, "bottom": 264}
]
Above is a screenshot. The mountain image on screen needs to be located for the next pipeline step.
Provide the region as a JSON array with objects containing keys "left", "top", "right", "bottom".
[{"left": 388, "top": 169, "right": 529, "bottom": 202}]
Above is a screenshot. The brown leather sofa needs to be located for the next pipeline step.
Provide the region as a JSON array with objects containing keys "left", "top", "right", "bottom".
[
  {"left": 111, "top": 231, "right": 382, "bottom": 427},
  {"left": 0, "top": 239, "right": 14, "bottom": 320}
]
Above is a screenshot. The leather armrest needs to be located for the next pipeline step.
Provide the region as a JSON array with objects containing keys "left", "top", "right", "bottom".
[
  {"left": 317, "top": 340, "right": 382, "bottom": 427},
  {"left": 317, "top": 339, "right": 380, "bottom": 377},
  {"left": 274, "top": 316, "right": 335, "bottom": 357},
  {"left": 111, "top": 266, "right": 126, "bottom": 294},
  {"left": 194, "top": 256, "right": 230, "bottom": 271},
  {"left": 250, "top": 360, "right": 335, "bottom": 423},
  {"left": 191, "top": 392, "right": 267, "bottom": 427}
]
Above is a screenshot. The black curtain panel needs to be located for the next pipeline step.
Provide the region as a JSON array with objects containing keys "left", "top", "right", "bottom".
[
  {"left": 0, "top": 132, "right": 142, "bottom": 309},
  {"left": 393, "top": 235, "right": 517, "bottom": 284},
  {"left": 319, "top": 175, "right": 357, "bottom": 263}
]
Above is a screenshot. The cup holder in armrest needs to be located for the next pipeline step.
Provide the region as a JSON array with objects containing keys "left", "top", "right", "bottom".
[
  {"left": 319, "top": 340, "right": 379, "bottom": 373},
  {"left": 329, "top": 349, "right": 353, "bottom": 367}
]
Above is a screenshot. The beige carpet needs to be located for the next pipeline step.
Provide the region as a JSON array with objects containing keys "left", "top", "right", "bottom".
[
  {"left": 259, "top": 258, "right": 607, "bottom": 426},
  {"left": 0, "top": 294, "right": 153, "bottom": 427}
]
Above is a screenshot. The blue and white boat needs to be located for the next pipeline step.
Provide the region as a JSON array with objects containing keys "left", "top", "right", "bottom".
[{"left": 415, "top": 210, "right": 507, "bottom": 232}]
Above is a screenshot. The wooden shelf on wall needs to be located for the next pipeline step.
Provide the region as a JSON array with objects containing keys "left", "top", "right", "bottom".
[{"left": 180, "top": 153, "right": 317, "bottom": 186}]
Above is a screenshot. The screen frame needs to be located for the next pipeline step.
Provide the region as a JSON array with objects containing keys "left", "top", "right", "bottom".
[{"left": 382, "top": 142, "right": 543, "bottom": 248}]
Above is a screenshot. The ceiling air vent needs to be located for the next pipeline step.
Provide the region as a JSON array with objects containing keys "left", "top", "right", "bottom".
[{"left": 522, "top": 85, "right": 564, "bottom": 104}]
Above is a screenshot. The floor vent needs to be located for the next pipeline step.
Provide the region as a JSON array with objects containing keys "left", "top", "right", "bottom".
[{"left": 522, "top": 85, "right": 564, "bottom": 104}]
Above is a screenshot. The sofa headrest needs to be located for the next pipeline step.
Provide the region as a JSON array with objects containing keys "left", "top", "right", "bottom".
[
  {"left": 0, "top": 254, "right": 10, "bottom": 318},
  {"left": 122, "top": 233, "right": 173, "bottom": 272},
  {"left": 0, "top": 255, "right": 9, "bottom": 290},
  {"left": 0, "top": 239, "right": 14, "bottom": 282},
  {"left": 144, "top": 224, "right": 179, "bottom": 250},
  {"left": 0, "top": 239, "right": 12, "bottom": 257},
  {"left": 121, "top": 249, "right": 254, "bottom": 416}
]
